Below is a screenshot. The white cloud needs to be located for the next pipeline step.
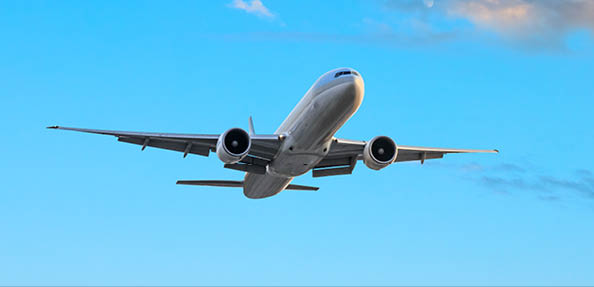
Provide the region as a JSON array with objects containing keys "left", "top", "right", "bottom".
[
  {"left": 386, "top": 0, "right": 594, "bottom": 50},
  {"left": 446, "top": 0, "right": 594, "bottom": 44},
  {"left": 229, "top": 0, "right": 275, "bottom": 18}
]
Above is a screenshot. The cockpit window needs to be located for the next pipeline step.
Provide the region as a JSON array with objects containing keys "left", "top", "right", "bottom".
[
  {"left": 334, "top": 71, "right": 352, "bottom": 78},
  {"left": 334, "top": 70, "right": 359, "bottom": 78}
]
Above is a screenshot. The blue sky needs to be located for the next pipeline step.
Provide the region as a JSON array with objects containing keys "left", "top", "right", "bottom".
[{"left": 1, "top": 0, "right": 594, "bottom": 285}]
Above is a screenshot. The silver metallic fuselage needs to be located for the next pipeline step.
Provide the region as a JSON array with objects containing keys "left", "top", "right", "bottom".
[{"left": 244, "top": 68, "right": 364, "bottom": 198}]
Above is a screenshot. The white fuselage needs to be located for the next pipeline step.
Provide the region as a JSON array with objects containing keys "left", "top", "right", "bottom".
[{"left": 243, "top": 68, "right": 364, "bottom": 198}]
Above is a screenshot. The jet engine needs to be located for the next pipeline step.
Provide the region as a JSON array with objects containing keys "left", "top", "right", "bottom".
[
  {"left": 363, "top": 136, "right": 397, "bottom": 170},
  {"left": 216, "top": 128, "right": 251, "bottom": 164}
]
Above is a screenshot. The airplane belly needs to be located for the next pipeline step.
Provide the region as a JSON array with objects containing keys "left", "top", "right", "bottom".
[
  {"left": 291, "top": 83, "right": 360, "bottom": 147},
  {"left": 268, "top": 152, "right": 322, "bottom": 176},
  {"left": 269, "top": 81, "right": 364, "bottom": 177},
  {"left": 243, "top": 173, "right": 293, "bottom": 199}
]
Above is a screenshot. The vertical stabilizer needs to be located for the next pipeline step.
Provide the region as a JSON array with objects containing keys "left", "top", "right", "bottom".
[{"left": 248, "top": 116, "right": 256, "bottom": 135}]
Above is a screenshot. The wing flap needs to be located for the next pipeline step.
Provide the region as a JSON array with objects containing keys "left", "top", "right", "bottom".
[
  {"left": 118, "top": 136, "right": 211, "bottom": 156},
  {"left": 315, "top": 156, "right": 353, "bottom": 168},
  {"left": 395, "top": 151, "right": 444, "bottom": 162},
  {"left": 312, "top": 166, "right": 354, "bottom": 177}
]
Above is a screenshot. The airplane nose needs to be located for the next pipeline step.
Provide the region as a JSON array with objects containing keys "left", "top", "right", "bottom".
[
  {"left": 354, "top": 76, "right": 364, "bottom": 98},
  {"left": 344, "top": 76, "right": 364, "bottom": 107}
]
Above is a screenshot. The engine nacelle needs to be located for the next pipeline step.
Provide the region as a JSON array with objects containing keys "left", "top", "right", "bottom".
[
  {"left": 216, "top": 128, "right": 251, "bottom": 164},
  {"left": 363, "top": 136, "right": 397, "bottom": 170}
]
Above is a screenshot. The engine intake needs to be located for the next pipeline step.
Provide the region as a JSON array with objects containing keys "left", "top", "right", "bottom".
[
  {"left": 363, "top": 136, "right": 397, "bottom": 170},
  {"left": 216, "top": 128, "right": 251, "bottom": 164}
]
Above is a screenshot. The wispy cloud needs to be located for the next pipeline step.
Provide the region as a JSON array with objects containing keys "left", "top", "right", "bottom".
[
  {"left": 228, "top": 0, "right": 275, "bottom": 19},
  {"left": 492, "top": 162, "right": 526, "bottom": 173},
  {"left": 479, "top": 175, "right": 542, "bottom": 192},
  {"left": 428, "top": 161, "right": 594, "bottom": 202},
  {"left": 479, "top": 172, "right": 594, "bottom": 200},
  {"left": 384, "top": 0, "right": 594, "bottom": 50}
]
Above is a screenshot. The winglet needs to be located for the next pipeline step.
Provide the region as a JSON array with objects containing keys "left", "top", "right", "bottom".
[{"left": 248, "top": 116, "right": 255, "bottom": 135}]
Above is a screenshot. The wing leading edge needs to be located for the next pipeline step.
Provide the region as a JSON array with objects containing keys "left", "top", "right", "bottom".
[{"left": 47, "top": 126, "right": 281, "bottom": 161}]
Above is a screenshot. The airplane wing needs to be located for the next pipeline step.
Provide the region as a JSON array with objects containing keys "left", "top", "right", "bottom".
[
  {"left": 313, "top": 138, "right": 497, "bottom": 177},
  {"left": 47, "top": 126, "right": 281, "bottom": 163}
]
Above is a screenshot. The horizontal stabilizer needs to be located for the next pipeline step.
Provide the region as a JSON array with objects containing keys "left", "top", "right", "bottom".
[
  {"left": 177, "top": 180, "right": 243, "bottom": 187},
  {"left": 176, "top": 180, "right": 318, "bottom": 191},
  {"left": 285, "top": 184, "right": 319, "bottom": 191}
]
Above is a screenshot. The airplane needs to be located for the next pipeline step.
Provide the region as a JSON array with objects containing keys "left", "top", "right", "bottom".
[{"left": 49, "top": 68, "right": 497, "bottom": 199}]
